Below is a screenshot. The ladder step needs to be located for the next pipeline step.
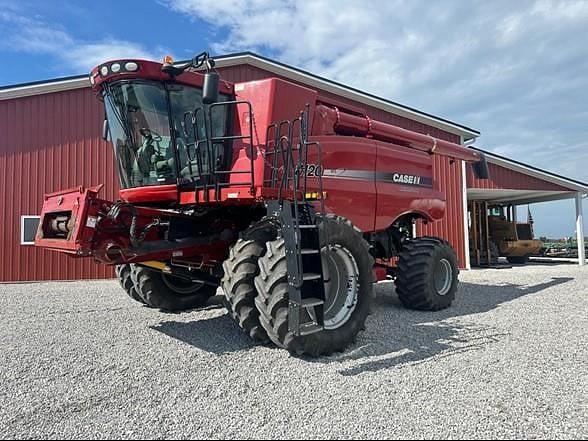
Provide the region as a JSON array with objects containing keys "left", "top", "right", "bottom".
[
  {"left": 298, "top": 322, "right": 323, "bottom": 336},
  {"left": 300, "top": 248, "right": 320, "bottom": 255},
  {"left": 300, "top": 297, "right": 324, "bottom": 308},
  {"left": 297, "top": 224, "right": 317, "bottom": 229},
  {"left": 302, "top": 273, "right": 322, "bottom": 281}
]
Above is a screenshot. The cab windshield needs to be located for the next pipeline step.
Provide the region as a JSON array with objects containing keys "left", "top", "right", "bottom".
[{"left": 103, "top": 80, "right": 230, "bottom": 189}]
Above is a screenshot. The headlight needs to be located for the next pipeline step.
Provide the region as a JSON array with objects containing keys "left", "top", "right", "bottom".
[
  {"left": 110, "top": 63, "right": 121, "bottom": 73},
  {"left": 100, "top": 65, "right": 109, "bottom": 76},
  {"left": 124, "top": 61, "right": 139, "bottom": 72}
]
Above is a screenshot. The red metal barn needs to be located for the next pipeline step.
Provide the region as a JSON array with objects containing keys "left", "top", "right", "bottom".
[{"left": 1, "top": 52, "right": 584, "bottom": 282}]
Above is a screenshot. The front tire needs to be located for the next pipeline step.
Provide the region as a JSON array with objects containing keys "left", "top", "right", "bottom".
[
  {"left": 115, "top": 264, "right": 146, "bottom": 304},
  {"left": 395, "top": 237, "right": 459, "bottom": 311},
  {"left": 254, "top": 215, "right": 375, "bottom": 357},
  {"left": 132, "top": 265, "right": 217, "bottom": 311},
  {"left": 221, "top": 239, "right": 269, "bottom": 341}
]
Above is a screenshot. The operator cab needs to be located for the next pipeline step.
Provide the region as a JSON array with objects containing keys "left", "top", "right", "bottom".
[{"left": 91, "top": 55, "right": 234, "bottom": 204}]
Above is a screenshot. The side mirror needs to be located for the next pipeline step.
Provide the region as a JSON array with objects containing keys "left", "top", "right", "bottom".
[
  {"left": 202, "top": 72, "right": 219, "bottom": 104},
  {"left": 473, "top": 154, "right": 490, "bottom": 179},
  {"left": 102, "top": 119, "right": 109, "bottom": 141}
]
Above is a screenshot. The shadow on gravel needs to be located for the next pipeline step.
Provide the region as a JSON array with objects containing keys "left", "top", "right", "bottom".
[
  {"left": 526, "top": 258, "right": 579, "bottom": 266},
  {"left": 151, "top": 314, "right": 260, "bottom": 354},
  {"left": 477, "top": 258, "right": 578, "bottom": 268},
  {"left": 329, "top": 276, "right": 573, "bottom": 376},
  {"left": 149, "top": 277, "right": 573, "bottom": 367}
]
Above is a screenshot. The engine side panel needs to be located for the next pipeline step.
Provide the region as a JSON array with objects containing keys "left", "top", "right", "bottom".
[
  {"left": 305, "top": 136, "right": 377, "bottom": 232},
  {"left": 374, "top": 140, "right": 445, "bottom": 230}
]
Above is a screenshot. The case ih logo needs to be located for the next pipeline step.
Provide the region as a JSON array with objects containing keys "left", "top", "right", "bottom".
[
  {"left": 392, "top": 173, "right": 421, "bottom": 185},
  {"left": 323, "top": 168, "right": 433, "bottom": 188}
]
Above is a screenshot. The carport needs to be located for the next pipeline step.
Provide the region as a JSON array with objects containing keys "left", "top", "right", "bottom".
[{"left": 465, "top": 147, "right": 587, "bottom": 267}]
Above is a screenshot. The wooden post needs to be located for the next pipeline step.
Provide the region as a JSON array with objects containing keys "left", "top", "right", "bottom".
[{"left": 483, "top": 202, "right": 491, "bottom": 265}]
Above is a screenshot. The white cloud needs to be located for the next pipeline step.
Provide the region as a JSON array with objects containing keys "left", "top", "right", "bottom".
[
  {"left": 0, "top": 11, "right": 163, "bottom": 72},
  {"left": 532, "top": 0, "right": 588, "bottom": 21},
  {"left": 165, "top": 0, "right": 588, "bottom": 185},
  {"left": 163, "top": 0, "right": 588, "bottom": 236}
]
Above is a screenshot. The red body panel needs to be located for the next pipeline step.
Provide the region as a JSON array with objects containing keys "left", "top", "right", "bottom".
[
  {"left": 307, "top": 136, "right": 378, "bottom": 232},
  {"left": 35, "top": 186, "right": 105, "bottom": 254},
  {"left": 374, "top": 140, "right": 445, "bottom": 230},
  {"left": 120, "top": 184, "right": 179, "bottom": 204},
  {"left": 233, "top": 78, "right": 319, "bottom": 189}
]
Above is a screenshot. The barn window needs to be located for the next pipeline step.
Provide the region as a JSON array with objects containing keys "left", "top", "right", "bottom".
[{"left": 21, "top": 215, "right": 40, "bottom": 245}]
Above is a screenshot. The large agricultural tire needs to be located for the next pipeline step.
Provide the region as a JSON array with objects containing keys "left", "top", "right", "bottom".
[
  {"left": 254, "top": 215, "right": 375, "bottom": 357},
  {"left": 115, "top": 264, "right": 146, "bottom": 304},
  {"left": 132, "top": 265, "right": 217, "bottom": 312},
  {"left": 221, "top": 239, "right": 269, "bottom": 341},
  {"left": 395, "top": 237, "right": 459, "bottom": 311},
  {"left": 507, "top": 255, "right": 529, "bottom": 264}
]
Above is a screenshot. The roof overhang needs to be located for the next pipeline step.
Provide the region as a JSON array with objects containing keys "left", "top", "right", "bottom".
[
  {"left": 0, "top": 52, "right": 480, "bottom": 141},
  {"left": 0, "top": 76, "right": 88, "bottom": 101},
  {"left": 471, "top": 146, "right": 588, "bottom": 195},
  {"left": 467, "top": 188, "right": 579, "bottom": 204}
]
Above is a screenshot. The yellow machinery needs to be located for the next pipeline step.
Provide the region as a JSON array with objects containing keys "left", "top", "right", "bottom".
[{"left": 469, "top": 202, "right": 543, "bottom": 265}]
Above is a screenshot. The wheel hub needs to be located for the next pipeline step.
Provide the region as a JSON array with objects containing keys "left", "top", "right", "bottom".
[
  {"left": 322, "top": 245, "right": 360, "bottom": 330},
  {"left": 161, "top": 273, "right": 204, "bottom": 295},
  {"left": 433, "top": 258, "right": 453, "bottom": 296}
]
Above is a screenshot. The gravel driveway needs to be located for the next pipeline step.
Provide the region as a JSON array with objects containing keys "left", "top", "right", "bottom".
[{"left": 1, "top": 262, "right": 586, "bottom": 439}]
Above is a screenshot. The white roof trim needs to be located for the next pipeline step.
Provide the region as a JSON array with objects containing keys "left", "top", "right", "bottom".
[
  {"left": 214, "top": 54, "right": 480, "bottom": 140},
  {"left": 0, "top": 53, "right": 479, "bottom": 139},
  {"left": 0, "top": 77, "right": 89, "bottom": 101},
  {"left": 484, "top": 153, "right": 588, "bottom": 193}
]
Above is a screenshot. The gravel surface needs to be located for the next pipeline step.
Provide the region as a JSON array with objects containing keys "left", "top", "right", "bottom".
[{"left": 1, "top": 262, "right": 586, "bottom": 439}]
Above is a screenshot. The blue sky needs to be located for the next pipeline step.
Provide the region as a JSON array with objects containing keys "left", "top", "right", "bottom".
[{"left": 1, "top": 0, "right": 587, "bottom": 238}]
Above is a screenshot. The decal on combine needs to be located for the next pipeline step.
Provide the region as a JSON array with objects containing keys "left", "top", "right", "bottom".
[
  {"left": 322, "top": 168, "right": 433, "bottom": 188},
  {"left": 391, "top": 173, "right": 422, "bottom": 186},
  {"left": 304, "top": 164, "right": 323, "bottom": 177}
]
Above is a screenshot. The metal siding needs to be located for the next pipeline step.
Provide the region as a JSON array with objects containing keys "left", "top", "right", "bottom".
[
  {"left": 416, "top": 157, "right": 466, "bottom": 268},
  {"left": 0, "top": 88, "right": 118, "bottom": 282},
  {"left": 467, "top": 162, "right": 569, "bottom": 191}
]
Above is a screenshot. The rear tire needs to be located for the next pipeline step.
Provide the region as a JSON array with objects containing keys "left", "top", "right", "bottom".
[
  {"left": 254, "top": 215, "right": 375, "bottom": 357},
  {"left": 115, "top": 264, "right": 146, "bottom": 304},
  {"left": 132, "top": 265, "right": 217, "bottom": 311},
  {"left": 221, "top": 239, "right": 269, "bottom": 341},
  {"left": 395, "top": 237, "right": 459, "bottom": 311}
]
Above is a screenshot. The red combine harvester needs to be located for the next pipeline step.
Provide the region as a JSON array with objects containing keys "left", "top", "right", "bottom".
[{"left": 35, "top": 53, "right": 489, "bottom": 356}]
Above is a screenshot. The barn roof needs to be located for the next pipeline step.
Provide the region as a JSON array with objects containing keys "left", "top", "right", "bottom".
[{"left": 0, "top": 51, "right": 480, "bottom": 141}]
